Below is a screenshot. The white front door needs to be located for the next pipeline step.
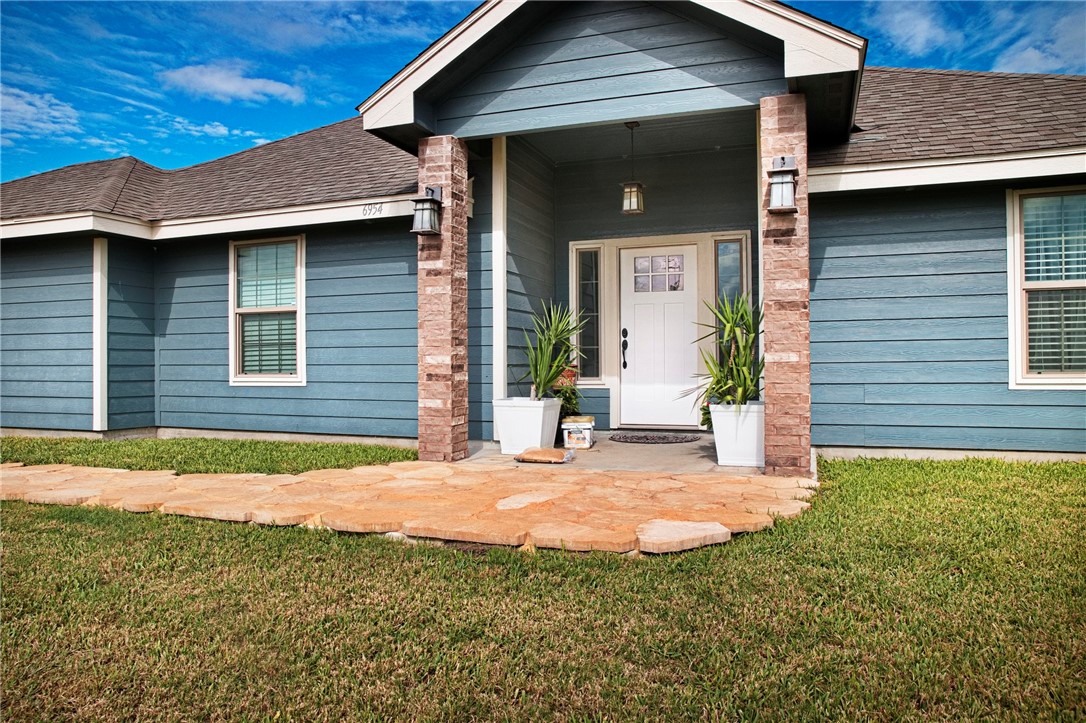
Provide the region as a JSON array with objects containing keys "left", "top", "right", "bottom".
[{"left": 619, "top": 245, "right": 700, "bottom": 426}]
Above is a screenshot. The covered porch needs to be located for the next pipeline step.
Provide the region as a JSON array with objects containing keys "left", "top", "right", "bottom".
[{"left": 359, "top": 0, "right": 866, "bottom": 476}]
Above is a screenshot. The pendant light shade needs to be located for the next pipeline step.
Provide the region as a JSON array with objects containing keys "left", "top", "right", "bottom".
[
  {"left": 621, "top": 121, "right": 644, "bottom": 216},
  {"left": 622, "top": 181, "right": 645, "bottom": 215}
]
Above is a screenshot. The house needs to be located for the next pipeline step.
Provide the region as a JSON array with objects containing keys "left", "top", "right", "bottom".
[{"left": 2, "top": 0, "right": 1083, "bottom": 475}]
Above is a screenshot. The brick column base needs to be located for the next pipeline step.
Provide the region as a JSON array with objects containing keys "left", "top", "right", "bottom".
[
  {"left": 759, "top": 95, "right": 813, "bottom": 477},
  {"left": 416, "top": 136, "right": 469, "bottom": 462}
]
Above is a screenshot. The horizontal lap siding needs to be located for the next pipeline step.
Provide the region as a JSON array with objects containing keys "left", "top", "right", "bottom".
[
  {"left": 810, "top": 186, "right": 1086, "bottom": 453},
  {"left": 155, "top": 222, "right": 418, "bottom": 438},
  {"left": 468, "top": 143, "right": 495, "bottom": 439},
  {"left": 1, "top": 238, "right": 93, "bottom": 430},
  {"left": 506, "top": 138, "right": 556, "bottom": 398},
  {"left": 434, "top": 1, "right": 784, "bottom": 138},
  {"left": 108, "top": 240, "right": 155, "bottom": 429}
]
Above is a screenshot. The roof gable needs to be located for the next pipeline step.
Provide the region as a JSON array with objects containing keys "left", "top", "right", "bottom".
[
  {"left": 427, "top": 1, "right": 787, "bottom": 139},
  {"left": 359, "top": 0, "right": 865, "bottom": 145}
]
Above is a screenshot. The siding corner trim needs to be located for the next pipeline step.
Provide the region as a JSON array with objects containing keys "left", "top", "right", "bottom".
[{"left": 92, "top": 236, "right": 108, "bottom": 431}]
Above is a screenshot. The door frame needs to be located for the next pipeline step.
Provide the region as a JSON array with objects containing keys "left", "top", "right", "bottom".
[{"left": 568, "top": 231, "right": 751, "bottom": 428}]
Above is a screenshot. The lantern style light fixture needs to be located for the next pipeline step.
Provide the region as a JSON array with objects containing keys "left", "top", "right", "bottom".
[
  {"left": 410, "top": 186, "right": 443, "bottom": 235},
  {"left": 767, "top": 155, "right": 798, "bottom": 212},
  {"left": 621, "top": 121, "right": 645, "bottom": 215}
]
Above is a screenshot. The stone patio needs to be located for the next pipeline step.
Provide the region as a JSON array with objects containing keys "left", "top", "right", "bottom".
[{"left": 0, "top": 458, "right": 817, "bottom": 554}]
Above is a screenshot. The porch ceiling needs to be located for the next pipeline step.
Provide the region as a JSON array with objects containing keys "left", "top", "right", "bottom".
[{"left": 516, "top": 108, "right": 756, "bottom": 165}]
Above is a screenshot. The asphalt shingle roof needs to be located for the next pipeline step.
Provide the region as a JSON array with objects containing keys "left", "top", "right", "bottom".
[
  {"left": 3, "top": 69, "right": 1083, "bottom": 224},
  {"left": 1, "top": 116, "right": 417, "bottom": 222},
  {"left": 810, "top": 67, "right": 1086, "bottom": 167}
]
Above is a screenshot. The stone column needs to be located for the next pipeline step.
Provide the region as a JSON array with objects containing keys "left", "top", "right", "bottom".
[
  {"left": 759, "top": 94, "right": 812, "bottom": 477},
  {"left": 416, "top": 135, "right": 469, "bottom": 462}
]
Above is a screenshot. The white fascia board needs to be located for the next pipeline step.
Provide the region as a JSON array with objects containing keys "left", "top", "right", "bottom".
[
  {"left": 692, "top": 0, "right": 865, "bottom": 77},
  {"left": 0, "top": 212, "right": 153, "bottom": 240},
  {"left": 0, "top": 195, "right": 415, "bottom": 241},
  {"left": 358, "top": 0, "right": 528, "bottom": 130},
  {"left": 153, "top": 195, "right": 415, "bottom": 239},
  {"left": 809, "top": 147, "right": 1086, "bottom": 193}
]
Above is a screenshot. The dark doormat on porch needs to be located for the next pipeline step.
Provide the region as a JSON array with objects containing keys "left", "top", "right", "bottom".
[{"left": 609, "top": 432, "right": 702, "bottom": 444}]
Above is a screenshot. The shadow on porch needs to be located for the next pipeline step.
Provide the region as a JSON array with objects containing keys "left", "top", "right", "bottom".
[{"left": 465, "top": 430, "right": 762, "bottom": 475}]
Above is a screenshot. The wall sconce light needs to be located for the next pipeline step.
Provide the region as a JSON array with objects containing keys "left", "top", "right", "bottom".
[
  {"left": 410, "top": 186, "right": 443, "bottom": 235},
  {"left": 621, "top": 121, "right": 644, "bottom": 215},
  {"left": 768, "top": 156, "right": 798, "bottom": 213}
]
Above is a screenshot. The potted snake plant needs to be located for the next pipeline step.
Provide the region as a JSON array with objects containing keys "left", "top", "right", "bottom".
[
  {"left": 493, "top": 302, "right": 584, "bottom": 454},
  {"left": 696, "top": 293, "right": 766, "bottom": 467}
]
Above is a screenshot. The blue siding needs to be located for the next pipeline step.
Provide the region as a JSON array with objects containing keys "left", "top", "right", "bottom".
[
  {"left": 506, "top": 137, "right": 557, "bottom": 398},
  {"left": 810, "top": 185, "right": 1086, "bottom": 453},
  {"left": 155, "top": 221, "right": 419, "bottom": 438},
  {"left": 468, "top": 142, "right": 495, "bottom": 439},
  {"left": 434, "top": 1, "right": 785, "bottom": 138},
  {"left": 554, "top": 142, "right": 760, "bottom": 307},
  {"left": 108, "top": 239, "right": 155, "bottom": 429},
  {"left": 580, "top": 388, "right": 611, "bottom": 430},
  {"left": 0, "top": 238, "right": 93, "bottom": 430}
]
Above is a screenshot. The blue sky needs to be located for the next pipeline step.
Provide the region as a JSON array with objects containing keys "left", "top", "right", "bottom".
[{"left": 2, "top": 1, "right": 1083, "bottom": 183}]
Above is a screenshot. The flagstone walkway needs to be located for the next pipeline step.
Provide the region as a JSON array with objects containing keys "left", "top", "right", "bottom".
[{"left": 0, "top": 461, "right": 817, "bottom": 554}]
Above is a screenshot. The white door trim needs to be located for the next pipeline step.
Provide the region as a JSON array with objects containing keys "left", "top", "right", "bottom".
[{"left": 569, "top": 231, "right": 750, "bottom": 427}]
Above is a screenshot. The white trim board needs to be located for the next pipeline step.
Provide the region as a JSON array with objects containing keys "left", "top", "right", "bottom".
[
  {"left": 810, "top": 147, "right": 1086, "bottom": 193},
  {"left": 91, "top": 237, "right": 108, "bottom": 431},
  {"left": 358, "top": 0, "right": 527, "bottom": 129},
  {"left": 693, "top": 0, "right": 865, "bottom": 77},
  {"left": 491, "top": 137, "right": 509, "bottom": 425},
  {"left": 0, "top": 195, "right": 415, "bottom": 241}
]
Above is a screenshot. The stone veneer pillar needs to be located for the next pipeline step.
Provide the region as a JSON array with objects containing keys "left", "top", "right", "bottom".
[
  {"left": 416, "top": 135, "right": 470, "bottom": 462},
  {"left": 759, "top": 94, "right": 813, "bottom": 477}
]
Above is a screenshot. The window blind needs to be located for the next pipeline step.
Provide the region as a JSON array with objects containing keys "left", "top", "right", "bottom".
[
  {"left": 237, "top": 242, "right": 297, "bottom": 308},
  {"left": 1023, "top": 194, "right": 1086, "bottom": 283},
  {"left": 1027, "top": 289, "right": 1086, "bottom": 373},
  {"left": 240, "top": 313, "right": 297, "bottom": 374}
]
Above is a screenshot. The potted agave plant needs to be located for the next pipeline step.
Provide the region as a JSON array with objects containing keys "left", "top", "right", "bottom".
[
  {"left": 492, "top": 302, "right": 584, "bottom": 454},
  {"left": 696, "top": 293, "right": 766, "bottom": 467}
]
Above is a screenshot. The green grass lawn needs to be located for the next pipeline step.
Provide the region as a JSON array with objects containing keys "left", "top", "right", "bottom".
[
  {"left": 2, "top": 457, "right": 1084, "bottom": 720},
  {"left": 0, "top": 436, "right": 417, "bottom": 474}
]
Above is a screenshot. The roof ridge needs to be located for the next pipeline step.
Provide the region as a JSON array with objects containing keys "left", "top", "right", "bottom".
[
  {"left": 866, "top": 65, "right": 1086, "bottom": 80},
  {"left": 170, "top": 115, "right": 363, "bottom": 176},
  {"left": 106, "top": 157, "right": 142, "bottom": 214}
]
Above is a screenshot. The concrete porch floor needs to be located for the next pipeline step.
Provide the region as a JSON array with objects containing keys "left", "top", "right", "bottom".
[
  {"left": 465, "top": 430, "right": 762, "bottom": 475},
  {"left": 0, "top": 447, "right": 816, "bottom": 553}
]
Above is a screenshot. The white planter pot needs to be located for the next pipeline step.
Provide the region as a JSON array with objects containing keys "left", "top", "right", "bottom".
[
  {"left": 709, "top": 402, "right": 765, "bottom": 467},
  {"left": 492, "top": 397, "right": 562, "bottom": 455}
]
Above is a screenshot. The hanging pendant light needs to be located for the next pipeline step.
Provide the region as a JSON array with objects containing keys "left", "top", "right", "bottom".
[{"left": 621, "top": 121, "right": 644, "bottom": 215}]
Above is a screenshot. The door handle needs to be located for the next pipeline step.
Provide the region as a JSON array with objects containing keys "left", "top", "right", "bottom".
[{"left": 621, "top": 328, "right": 628, "bottom": 369}]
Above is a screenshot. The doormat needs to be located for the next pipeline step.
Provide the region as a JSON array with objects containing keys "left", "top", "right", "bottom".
[{"left": 609, "top": 432, "right": 702, "bottom": 444}]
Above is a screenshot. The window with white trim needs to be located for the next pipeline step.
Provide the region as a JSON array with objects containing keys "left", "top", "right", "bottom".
[
  {"left": 229, "top": 236, "right": 306, "bottom": 385},
  {"left": 1008, "top": 188, "right": 1085, "bottom": 388}
]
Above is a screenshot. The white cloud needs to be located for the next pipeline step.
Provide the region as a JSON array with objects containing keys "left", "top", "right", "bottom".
[
  {"left": 158, "top": 61, "right": 305, "bottom": 104},
  {"left": 863, "top": 1, "right": 965, "bottom": 57},
  {"left": 170, "top": 117, "right": 231, "bottom": 137},
  {"left": 0, "top": 85, "right": 81, "bottom": 138},
  {"left": 992, "top": 4, "right": 1086, "bottom": 74}
]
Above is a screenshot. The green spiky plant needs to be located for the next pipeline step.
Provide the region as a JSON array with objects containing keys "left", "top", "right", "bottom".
[
  {"left": 521, "top": 302, "right": 585, "bottom": 401},
  {"left": 690, "top": 293, "right": 765, "bottom": 429}
]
